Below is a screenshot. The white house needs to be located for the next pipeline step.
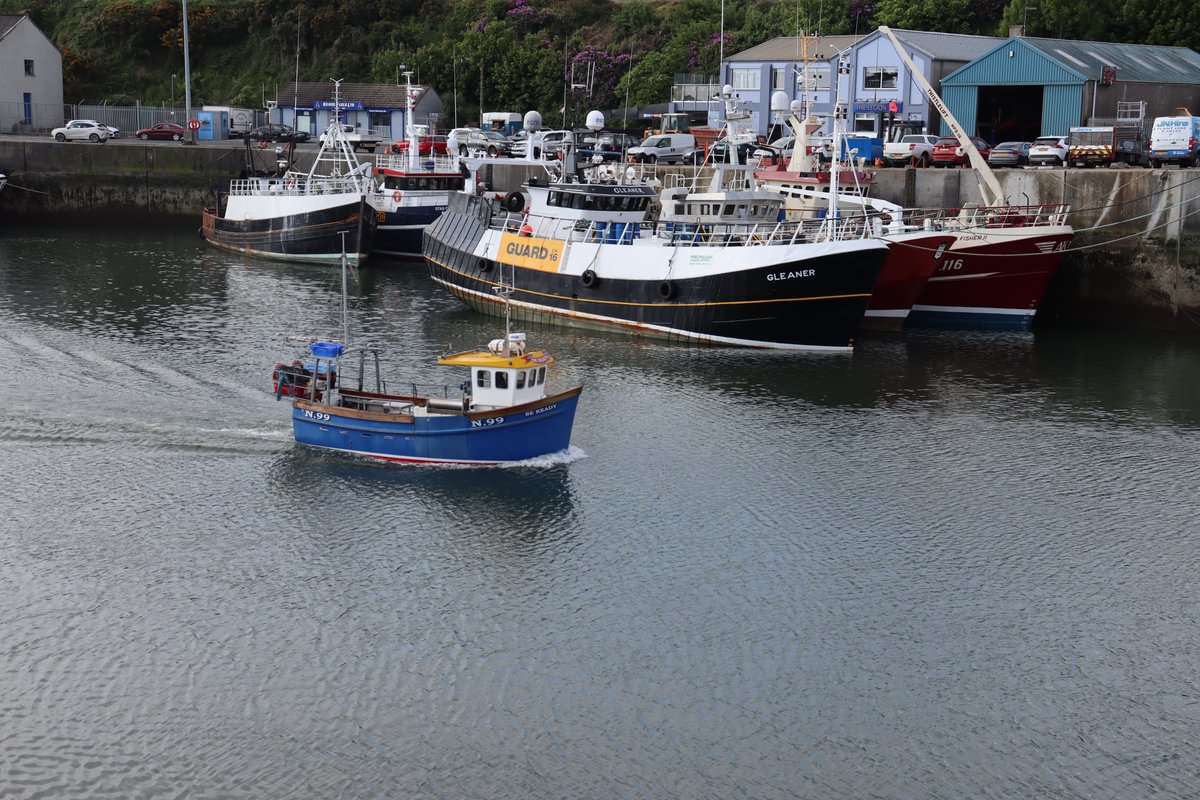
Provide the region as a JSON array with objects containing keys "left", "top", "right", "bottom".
[{"left": 0, "top": 14, "right": 63, "bottom": 133}]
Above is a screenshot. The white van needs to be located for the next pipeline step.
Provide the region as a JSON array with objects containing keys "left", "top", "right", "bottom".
[
  {"left": 626, "top": 133, "right": 696, "bottom": 164},
  {"left": 1149, "top": 114, "right": 1200, "bottom": 167}
]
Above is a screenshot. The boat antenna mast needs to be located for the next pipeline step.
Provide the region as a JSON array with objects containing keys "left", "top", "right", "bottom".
[
  {"left": 878, "top": 26, "right": 1005, "bottom": 207},
  {"left": 339, "top": 230, "right": 351, "bottom": 346},
  {"left": 491, "top": 266, "right": 515, "bottom": 357},
  {"left": 401, "top": 67, "right": 418, "bottom": 171}
]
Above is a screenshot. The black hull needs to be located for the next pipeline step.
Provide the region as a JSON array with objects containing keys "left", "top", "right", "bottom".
[
  {"left": 422, "top": 201, "right": 888, "bottom": 350},
  {"left": 201, "top": 198, "right": 376, "bottom": 265}
]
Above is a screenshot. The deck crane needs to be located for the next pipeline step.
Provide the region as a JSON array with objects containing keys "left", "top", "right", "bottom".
[{"left": 878, "top": 26, "right": 1007, "bottom": 208}]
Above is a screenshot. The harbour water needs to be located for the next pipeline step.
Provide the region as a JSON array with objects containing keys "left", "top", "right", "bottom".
[{"left": 3, "top": 221, "right": 1200, "bottom": 798}]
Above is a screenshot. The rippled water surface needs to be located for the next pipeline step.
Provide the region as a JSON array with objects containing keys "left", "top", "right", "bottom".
[{"left": 3, "top": 222, "right": 1200, "bottom": 798}]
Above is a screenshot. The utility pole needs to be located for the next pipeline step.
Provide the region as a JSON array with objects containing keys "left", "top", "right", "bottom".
[{"left": 182, "top": 0, "right": 195, "bottom": 144}]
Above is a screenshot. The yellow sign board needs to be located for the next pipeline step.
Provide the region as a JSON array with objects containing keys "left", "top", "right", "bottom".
[{"left": 499, "top": 232, "right": 564, "bottom": 272}]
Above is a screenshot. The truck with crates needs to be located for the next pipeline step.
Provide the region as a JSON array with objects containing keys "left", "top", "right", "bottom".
[{"left": 1112, "top": 101, "right": 1151, "bottom": 167}]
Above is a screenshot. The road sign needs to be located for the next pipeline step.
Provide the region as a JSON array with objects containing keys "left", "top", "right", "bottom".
[{"left": 188, "top": 118, "right": 201, "bottom": 131}]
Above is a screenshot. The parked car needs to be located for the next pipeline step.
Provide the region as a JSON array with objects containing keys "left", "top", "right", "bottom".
[
  {"left": 528, "top": 129, "right": 572, "bottom": 160},
  {"left": 931, "top": 135, "right": 991, "bottom": 167},
  {"left": 768, "top": 135, "right": 796, "bottom": 159},
  {"left": 389, "top": 134, "right": 448, "bottom": 156},
  {"left": 66, "top": 119, "right": 120, "bottom": 139},
  {"left": 987, "top": 141, "right": 1032, "bottom": 168},
  {"left": 578, "top": 132, "right": 639, "bottom": 162},
  {"left": 247, "top": 123, "right": 310, "bottom": 143},
  {"left": 51, "top": 120, "right": 110, "bottom": 143},
  {"left": 448, "top": 127, "right": 511, "bottom": 157},
  {"left": 883, "top": 133, "right": 940, "bottom": 167},
  {"left": 481, "top": 130, "right": 512, "bottom": 156},
  {"left": 706, "top": 138, "right": 778, "bottom": 164},
  {"left": 682, "top": 138, "right": 778, "bottom": 165},
  {"left": 318, "top": 123, "right": 383, "bottom": 152},
  {"left": 1028, "top": 135, "right": 1068, "bottom": 167},
  {"left": 135, "top": 122, "right": 188, "bottom": 141}
]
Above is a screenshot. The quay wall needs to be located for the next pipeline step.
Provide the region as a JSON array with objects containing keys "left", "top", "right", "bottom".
[{"left": 3, "top": 137, "right": 1199, "bottom": 332}]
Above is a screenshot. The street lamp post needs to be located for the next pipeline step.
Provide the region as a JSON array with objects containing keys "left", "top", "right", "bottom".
[
  {"left": 171, "top": 74, "right": 176, "bottom": 116},
  {"left": 182, "top": 0, "right": 195, "bottom": 144}
]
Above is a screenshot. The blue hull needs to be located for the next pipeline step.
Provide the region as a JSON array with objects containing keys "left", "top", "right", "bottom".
[
  {"left": 291, "top": 389, "right": 581, "bottom": 464},
  {"left": 374, "top": 205, "right": 446, "bottom": 257},
  {"left": 906, "top": 307, "right": 1035, "bottom": 330}
]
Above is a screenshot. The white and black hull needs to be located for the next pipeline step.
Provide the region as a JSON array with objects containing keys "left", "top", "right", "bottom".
[
  {"left": 201, "top": 195, "right": 375, "bottom": 266},
  {"left": 423, "top": 194, "right": 889, "bottom": 351}
]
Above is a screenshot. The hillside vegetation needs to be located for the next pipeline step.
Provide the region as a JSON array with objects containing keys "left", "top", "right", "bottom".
[{"left": 5, "top": 0, "right": 1198, "bottom": 128}]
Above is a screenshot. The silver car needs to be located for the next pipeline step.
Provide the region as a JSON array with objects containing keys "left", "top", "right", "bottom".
[{"left": 51, "top": 120, "right": 111, "bottom": 143}]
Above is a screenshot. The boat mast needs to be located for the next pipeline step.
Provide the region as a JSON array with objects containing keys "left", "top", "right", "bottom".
[
  {"left": 878, "top": 26, "right": 1005, "bottom": 207},
  {"left": 339, "top": 231, "right": 350, "bottom": 345},
  {"left": 402, "top": 69, "right": 418, "bottom": 171}
]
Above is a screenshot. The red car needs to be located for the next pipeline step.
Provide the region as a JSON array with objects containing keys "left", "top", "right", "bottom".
[
  {"left": 389, "top": 135, "right": 448, "bottom": 156},
  {"left": 135, "top": 122, "right": 188, "bottom": 141},
  {"left": 931, "top": 135, "right": 991, "bottom": 167}
]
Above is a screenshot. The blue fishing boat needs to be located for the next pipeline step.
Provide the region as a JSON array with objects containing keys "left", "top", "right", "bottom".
[{"left": 272, "top": 251, "right": 581, "bottom": 464}]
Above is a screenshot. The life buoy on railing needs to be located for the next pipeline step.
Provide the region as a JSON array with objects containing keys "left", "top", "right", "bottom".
[
  {"left": 658, "top": 280, "right": 675, "bottom": 299},
  {"left": 392, "top": 190, "right": 402, "bottom": 203},
  {"left": 504, "top": 191, "right": 525, "bottom": 214},
  {"left": 581, "top": 269, "right": 598, "bottom": 288}
]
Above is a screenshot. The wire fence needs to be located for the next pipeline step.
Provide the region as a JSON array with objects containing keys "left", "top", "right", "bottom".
[{"left": 0, "top": 101, "right": 263, "bottom": 137}]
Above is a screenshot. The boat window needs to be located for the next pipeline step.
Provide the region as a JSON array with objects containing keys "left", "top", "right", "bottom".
[
  {"left": 476, "top": 370, "right": 491, "bottom": 388},
  {"left": 537, "top": 367, "right": 546, "bottom": 385},
  {"left": 723, "top": 204, "right": 734, "bottom": 215},
  {"left": 516, "top": 371, "right": 526, "bottom": 389},
  {"left": 495, "top": 371, "right": 508, "bottom": 389},
  {"left": 549, "top": 191, "right": 560, "bottom": 207}
]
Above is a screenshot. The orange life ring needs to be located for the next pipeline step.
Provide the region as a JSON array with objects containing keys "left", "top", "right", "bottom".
[{"left": 392, "top": 190, "right": 402, "bottom": 203}]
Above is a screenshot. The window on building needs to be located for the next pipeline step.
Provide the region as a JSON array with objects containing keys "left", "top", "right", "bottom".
[
  {"left": 24, "top": 59, "right": 34, "bottom": 76},
  {"left": 863, "top": 67, "right": 898, "bottom": 90},
  {"left": 854, "top": 114, "right": 877, "bottom": 134},
  {"left": 771, "top": 67, "right": 786, "bottom": 91},
  {"left": 731, "top": 69, "right": 760, "bottom": 91},
  {"left": 797, "top": 66, "right": 831, "bottom": 91}
]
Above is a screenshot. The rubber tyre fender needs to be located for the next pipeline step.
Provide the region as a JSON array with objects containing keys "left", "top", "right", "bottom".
[
  {"left": 503, "top": 191, "right": 525, "bottom": 213},
  {"left": 581, "top": 269, "right": 598, "bottom": 289},
  {"left": 658, "top": 280, "right": 675, "bottom": 299},
  {"left": 478, "top": 258, "right": 492, "bottom": 272}
]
